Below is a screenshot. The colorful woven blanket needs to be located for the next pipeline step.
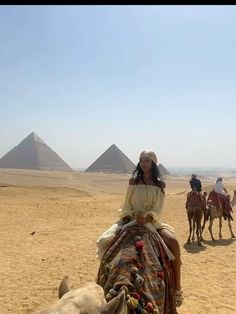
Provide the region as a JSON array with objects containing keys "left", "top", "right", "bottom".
[{"left": 97, "top": 224, "right": 176, "bottom": 314}]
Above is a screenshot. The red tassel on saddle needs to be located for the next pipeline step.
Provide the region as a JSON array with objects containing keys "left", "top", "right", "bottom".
[
  {"left": 135, "top": 240, "right": 144, "bottom": 250},
  {"left": 157, "top": 271, "right": 164, "bottom": 280},
  {"left": 145, "top": 301, "right": 154, "bottom": 312},
  {"left": 132, "top": 291, "right": 141, "bottom": 300}
]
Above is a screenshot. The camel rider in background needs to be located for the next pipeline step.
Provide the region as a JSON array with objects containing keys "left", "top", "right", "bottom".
[
  {"left": 189, "top": 174, "right": 202, "bottom": 192},
  {"left": 187, "top": 174, "right": 205, "bottom": 207},
  {"left": 213, "top": 177, "right": 228, "bottom": 196},
  {"left": 213, "top": 177, "right": 233, "bottom": 220}
]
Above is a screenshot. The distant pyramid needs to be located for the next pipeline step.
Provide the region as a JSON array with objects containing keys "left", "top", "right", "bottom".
[
  {"left": 158, "top": 163, "right": 170, "bottom": 176},
  {"left": 0, "top": 132, "right": 73, "bottom": 171},
  {"left": 85, "top": 144, "right": 135, "bottom": 174}
]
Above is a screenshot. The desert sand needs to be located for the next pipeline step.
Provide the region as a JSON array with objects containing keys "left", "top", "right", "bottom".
[{"left": 0, "top": 169, "right": 236, "bottom": 314}]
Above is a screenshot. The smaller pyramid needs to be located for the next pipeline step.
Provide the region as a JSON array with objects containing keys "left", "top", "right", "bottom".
[
  {"left": 0, "top": 132, "right": 73, "bottom": 171},
  {"left": 85, "top": 144, "right": 135, "bottom": 174},
  {"left": 158, "top": 163, "right": 170, "bottom": 176}
]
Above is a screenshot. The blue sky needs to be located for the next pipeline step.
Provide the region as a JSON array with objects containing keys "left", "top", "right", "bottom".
[{"left": 1, "top": 5, "right": 236, "bottom": 168}]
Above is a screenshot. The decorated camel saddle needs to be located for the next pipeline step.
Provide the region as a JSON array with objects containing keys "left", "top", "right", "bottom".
[
  {"left": 97, "top": 223, "right": 178, "bottom": 314},
  {"left": 207, "top": 190, "right": 233, "bottom": 220},
  {"left": 186, "top": 191, "right": 205, "bottom": 209}
]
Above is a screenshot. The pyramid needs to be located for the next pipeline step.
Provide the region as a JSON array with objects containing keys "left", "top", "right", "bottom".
[
  {"left": 0, "top": 132, "right": 73, "bottom": 171},
  {"left": 85, "top": 144, "right": 135, "bottom": 174},
  {"left": 158, "top": 163, "right": 170, "bottom": 176}
]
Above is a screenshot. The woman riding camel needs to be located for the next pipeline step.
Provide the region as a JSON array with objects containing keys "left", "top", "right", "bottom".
[{"left": 96, "top": 150, "right": 183, "bottom": 308}]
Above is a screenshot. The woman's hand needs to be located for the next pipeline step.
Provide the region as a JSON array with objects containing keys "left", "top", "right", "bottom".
[
  {"left": 135, "top": 213, "right": 153, "bottom": 225},
  {"left": 145, "top": 213, "right": 153, "bottom": 223},
  {"left": 122, "top": 216, "right": 131, "bottom": 224},
  {"left": 136, "top": 214, "right": 146, "bottom": 225}
]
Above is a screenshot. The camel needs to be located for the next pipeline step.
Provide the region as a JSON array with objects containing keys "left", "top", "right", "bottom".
[
  {"left": 201, "top": 190, "right": 236, "bottom": 241},
  {"left": 185, "top": 191, "right": 206, "bottom": 246},
  {"left": 34, "top": 224, "right": 178, "bottom": 314},
  {"left": 34, "top": 277, "right": 126, "bottom": 314}
]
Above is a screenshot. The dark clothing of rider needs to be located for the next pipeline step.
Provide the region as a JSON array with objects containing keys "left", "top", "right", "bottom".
[{"left": 190, "top": 178, "right": 202, "bottom": 192}]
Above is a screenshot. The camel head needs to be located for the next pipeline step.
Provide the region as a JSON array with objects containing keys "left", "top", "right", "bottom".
[
  {"left": 34, "top": 276, "right": 126, "bottom": 314},
  {"left": 230, "top": 190, "right": 236, "bottom": 207}
]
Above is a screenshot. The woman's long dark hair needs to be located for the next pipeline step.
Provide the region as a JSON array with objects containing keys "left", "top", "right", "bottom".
[{"left": 133, "top": 161, "right": 165, "bottom": 193}]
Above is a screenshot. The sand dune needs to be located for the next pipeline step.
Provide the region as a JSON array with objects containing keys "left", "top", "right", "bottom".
[{"left": 0, "top": 169, "right": 236, "bottom": 313}]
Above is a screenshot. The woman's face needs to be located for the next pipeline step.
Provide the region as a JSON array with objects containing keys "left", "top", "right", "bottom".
[{"left": 139, "top": 156, "right": 152, "bottom": 172}]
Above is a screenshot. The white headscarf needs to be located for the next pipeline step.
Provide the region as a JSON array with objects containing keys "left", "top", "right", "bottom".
[{"left": 139, "top": 150, "right": 158, "bottom": 165}]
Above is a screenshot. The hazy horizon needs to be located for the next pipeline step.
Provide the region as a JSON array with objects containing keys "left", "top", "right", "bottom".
[
  {"left": 76, "top": 166, "right": 236, "bottom": 179},
  {"left": 1, "top": 5, "right": 236, "bottom": 169}
]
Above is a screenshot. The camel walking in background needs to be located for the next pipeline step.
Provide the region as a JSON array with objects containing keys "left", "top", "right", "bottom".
[
  {"left": 201, "top": 190, "right": 236, "bottom": 241},
  {"left": 185, "top": 191, "right": 205, "bottom": 246}
]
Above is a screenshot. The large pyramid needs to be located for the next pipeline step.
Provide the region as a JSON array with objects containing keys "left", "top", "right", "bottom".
[
  {"left": 85, "top": 144, "right": 135, "bottom": 174},
  {"left": 0, "top": 132, "right": 73, "bottom": 171},
  {"left": 158, "top": 163, "right": 170, "bottom": 176}
]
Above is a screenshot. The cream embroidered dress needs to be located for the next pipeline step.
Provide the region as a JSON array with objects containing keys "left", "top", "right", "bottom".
[{"left": 96, "top": 184, "right": 175, "bottom": 259}]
